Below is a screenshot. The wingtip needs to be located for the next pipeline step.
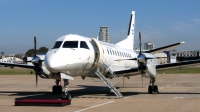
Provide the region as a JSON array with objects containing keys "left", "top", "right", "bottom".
[{"left": 180, "top": 41, "right": 185, "bottom": 44}]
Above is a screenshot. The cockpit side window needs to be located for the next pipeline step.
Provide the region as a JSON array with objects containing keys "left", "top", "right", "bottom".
[
  {"left": 80, "top": 41, "right": 89, "bottom": 49},
  {"left": 51, "top": 41, "right": 63, "bottom": 49},
  {"left": 63, "top": 41, "right": 78, "bottom": 48}
]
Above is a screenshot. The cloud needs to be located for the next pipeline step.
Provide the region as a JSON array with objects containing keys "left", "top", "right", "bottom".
[{"left": 192, "top": 19, "right": 200, "bottom": 24}]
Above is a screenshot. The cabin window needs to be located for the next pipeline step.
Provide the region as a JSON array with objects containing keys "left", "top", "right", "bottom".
[
  {"left": 112, "top": 50, "right": 115, "bottom": 55},
  {"left": 63, "top": 41, "right": 78, "bottom": 48},
  {"left": 107, "top": 49, "right": 109, "bottom": 54},
  {"left": 114, "top": 51, "right": 117, "bottom": 56},
  {"left": 80, "top": 41, "right": 89, "bottom": 49},
  {"left": 51, "top": 41, "right": 63, "bottom": 49},
  {"left": 110, "top": 50, "right": 112, "bottom": 55}
]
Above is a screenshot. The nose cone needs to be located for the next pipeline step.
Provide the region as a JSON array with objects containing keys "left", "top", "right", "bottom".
[{"left": 44, "top": 51, "right": 66, "bottom": 73}]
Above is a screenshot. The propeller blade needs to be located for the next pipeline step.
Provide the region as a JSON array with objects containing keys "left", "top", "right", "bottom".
[
  {"left": 139, "top": 31, "right": 142, "bottom": 55},
  {"left": 35, "top": 67, "right": 38, "bottom": 87},
  {"left": 34, "top": 35, "right": 36, "bottom": 57},
  {"left": 140, "top": 63, "right": 143, "bottom": 87}
]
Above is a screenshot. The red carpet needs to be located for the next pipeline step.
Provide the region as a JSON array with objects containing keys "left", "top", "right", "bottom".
[{"left": 15, "top": 99, "right": 71, "bottom": 106}]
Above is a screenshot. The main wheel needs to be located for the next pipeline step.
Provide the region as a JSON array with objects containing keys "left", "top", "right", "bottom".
[
  {"left": 61, "top": 93, "right": 71, "bottom": 100},
  {"left": 153, "top": 85, "right": 158, "bottom": 93},
  {"left": 148, "top": 85, "right": 152, "bottom": 94}
]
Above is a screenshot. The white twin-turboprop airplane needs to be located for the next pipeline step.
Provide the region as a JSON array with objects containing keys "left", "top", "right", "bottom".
[{"left": 1, "top": 11, "right": 200, "bottom": 99}]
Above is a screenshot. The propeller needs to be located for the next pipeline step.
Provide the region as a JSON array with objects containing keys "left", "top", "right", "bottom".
[
  {"left": 138, "top": 31, "right": 144, "bottom": 87},
  {"left": 31, "top": 35, "right": 42, "bottom": 87}
]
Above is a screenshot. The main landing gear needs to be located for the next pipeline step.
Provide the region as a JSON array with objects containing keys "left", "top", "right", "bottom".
[
  {"left": 52, "top": 79, "right": 71, "bottom": 100},
  {"left": 148, "top": 77, "right": 159, "bottom": 94}
]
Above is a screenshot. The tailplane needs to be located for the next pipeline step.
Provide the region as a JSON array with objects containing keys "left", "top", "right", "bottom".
[{"left": 116, "top": 11, "right": 135, "bottom": 50}]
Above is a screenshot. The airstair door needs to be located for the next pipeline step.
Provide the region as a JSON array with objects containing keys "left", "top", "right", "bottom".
[{"left": 91, "top": 38, "right": 104, "bottom": 68}]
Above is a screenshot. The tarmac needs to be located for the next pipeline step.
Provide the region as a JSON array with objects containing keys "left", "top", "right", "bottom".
[{"left": 0, "top": 73, "right": 200, "bottom": 112}]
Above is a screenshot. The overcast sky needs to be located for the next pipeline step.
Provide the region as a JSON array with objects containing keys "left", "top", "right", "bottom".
[{"left": 0, "top": 0, "right": 200, "bottom": 54}]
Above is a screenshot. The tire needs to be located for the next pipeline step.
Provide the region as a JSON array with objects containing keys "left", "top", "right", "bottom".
[
  {"left": 148, "top": 85, "right": 152, "bottom": 94},
  {"left": 52, "top": 85, "right": 57, "bottom": 94},
  {"left": 58, "top": 86, "right": 62, "bottom": 94},
  {"left": 153, "top": 85, "right": 158, "bottom": 93},
  {"left": 61, "top": 93, "right": 71, "bottom": 100}
]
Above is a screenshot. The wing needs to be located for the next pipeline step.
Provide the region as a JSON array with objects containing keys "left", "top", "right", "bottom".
[
  {"left": 0, "top": 62, "right": 34, "bottom": 69},
  {"left": 156, "top": 59, "right": 200, "bottom": 70},
  {"left": 113, "top": 59, "right": 200, "bottom": 77},
  {"left": 146, "top": 41, "right": 185, "bottom": 54}
]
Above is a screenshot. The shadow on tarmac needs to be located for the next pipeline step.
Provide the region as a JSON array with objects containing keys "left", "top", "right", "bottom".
[{"left": 0, "top": 85, "right": 200, "bottom": 100}]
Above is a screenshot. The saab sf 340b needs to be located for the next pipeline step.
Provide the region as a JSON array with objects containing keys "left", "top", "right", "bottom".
[{"left": 1, "top": 11, "right": 200, "bottom": 99}]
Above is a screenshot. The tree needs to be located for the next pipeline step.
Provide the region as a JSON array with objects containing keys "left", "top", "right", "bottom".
[
  {"left": 38, "top": 46, "right": 49, "bottom": 54},
  {"left": 26, "top": 49, "right": 37, "bottom": 57},
  {"left": 25, "top": 46, "right": 49, "bottom": 57}
]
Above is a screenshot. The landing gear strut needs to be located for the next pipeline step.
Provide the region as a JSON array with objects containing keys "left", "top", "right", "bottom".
[
  {"left": 148, "top": 77, "right": 159, "bottom": 94},
  {"left": 60, "top": 79, "right": 71, "bottom": 100},
  {"left": 52, "top": 80, "right": 62, "bottom": 94}
]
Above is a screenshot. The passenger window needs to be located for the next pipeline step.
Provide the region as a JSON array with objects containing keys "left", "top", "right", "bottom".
[
  {"left": 63, "top": 41, "right": 78, "bottom": 48},
  {"left": 110, "top": 50, "right": 112, "bottom": 55},
  {"left": 107, "top": 49, "right": 109, "bottom": 54},
  {"left": 80, "top": 41, "right": 89, "bottom": 49},
  {"left": 112, "top": 50, "right": 115, "bottom": 55}
]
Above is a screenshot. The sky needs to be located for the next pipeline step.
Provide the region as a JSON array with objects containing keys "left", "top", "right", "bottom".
[{"left": 0, "top": 0, "right": 200, "bottom": 54}]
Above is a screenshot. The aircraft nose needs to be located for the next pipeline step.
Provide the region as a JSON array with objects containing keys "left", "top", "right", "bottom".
[{"left": 44, "top": 53, "right": 65, "bottom": 73}]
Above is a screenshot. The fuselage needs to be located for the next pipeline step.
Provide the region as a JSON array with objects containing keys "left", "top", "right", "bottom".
[{"left": 44, "top": 34, "right": 144, "bottom": 77}]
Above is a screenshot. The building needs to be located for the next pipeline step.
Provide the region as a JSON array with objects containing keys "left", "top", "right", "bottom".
[
  {"left": 99, "top": 26, "right": 110, "bottom": 42},
  {"left": 144, "top": 42, "right": 155, "bottom": 50}
]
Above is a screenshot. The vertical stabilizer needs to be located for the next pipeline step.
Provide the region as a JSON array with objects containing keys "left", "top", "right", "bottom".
[{"left": 116, "top": 11, "right": 135, "bottom": 50}]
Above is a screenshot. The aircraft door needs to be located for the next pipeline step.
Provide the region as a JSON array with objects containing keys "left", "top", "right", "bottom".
[{"left": 91, "top": 38, "right": 104, "bottom": 68}]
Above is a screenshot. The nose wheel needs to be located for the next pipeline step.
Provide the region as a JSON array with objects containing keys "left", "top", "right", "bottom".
[
  {"left": 148, "top": 77, "right": 159, "bottom": 94},
  {"left": 60, "top": 79, "right": 71, "bottom": 100}
]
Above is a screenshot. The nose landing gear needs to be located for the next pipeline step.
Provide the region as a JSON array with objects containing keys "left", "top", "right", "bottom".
[
  {"left": 52, "top": 79, "right": 71, "bottom": 100},
  {"left": 60, "top": 79, "right": 71, "bottom": 100}
]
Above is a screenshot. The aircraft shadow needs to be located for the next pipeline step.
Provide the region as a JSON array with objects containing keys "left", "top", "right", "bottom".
[{"left": 0, "top": 85, "right": 200, "bottom": 100}]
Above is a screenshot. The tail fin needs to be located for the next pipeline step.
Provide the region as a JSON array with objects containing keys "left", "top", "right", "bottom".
[{"left": 116, "top": 11, "right": 135, "bottom": 50}]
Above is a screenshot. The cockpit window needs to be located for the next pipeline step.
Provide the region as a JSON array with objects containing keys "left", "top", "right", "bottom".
[
  {"left": 63, "top": 41, "right": 78, "bottom": 48},
  {"left": 80, "top": 41, "right": 89, "bottom": 49},
  {"left": 52, "top": 41, "right": 63, "bottom": 49}
]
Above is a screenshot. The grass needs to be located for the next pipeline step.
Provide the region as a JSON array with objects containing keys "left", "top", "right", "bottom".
[
  {"left": 158, "top": 66, "right": 200, "bottom": 74},
  {"left": 0, "top": 67, "right": 34, "bottom": 75},
  {"left": 0, "top": 66, "right": 200, "bottom": 75}
]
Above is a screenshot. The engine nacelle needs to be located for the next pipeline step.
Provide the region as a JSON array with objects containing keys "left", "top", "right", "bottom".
[
  {"left": 145, "top": 64, "right": 157, "bottom": 78},
  {"left": 37, "top": 66, "right": 50, "bottom": 78},
  {"left": 138, "top": 64, "right": 157, "bottom": 78}
]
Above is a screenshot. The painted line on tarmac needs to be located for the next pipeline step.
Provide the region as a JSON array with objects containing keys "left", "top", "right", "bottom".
[
  {"left": 124, "top": 95, "right": 133, "bottom": 99},
  {"left": 167, "top": 85, "right": 171, "bottom": 87},
  {"left": 160, "top": 87, "right": 164, "bottom": 89},
  {"left": 174, "top": 97, "right": 184, "bottom": 99},
  {"left": 75, "top": 101, "right": 114, "bottom": 112},
  {"left": 173, "top": 83, "right": 176, "bottom": 85}
]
